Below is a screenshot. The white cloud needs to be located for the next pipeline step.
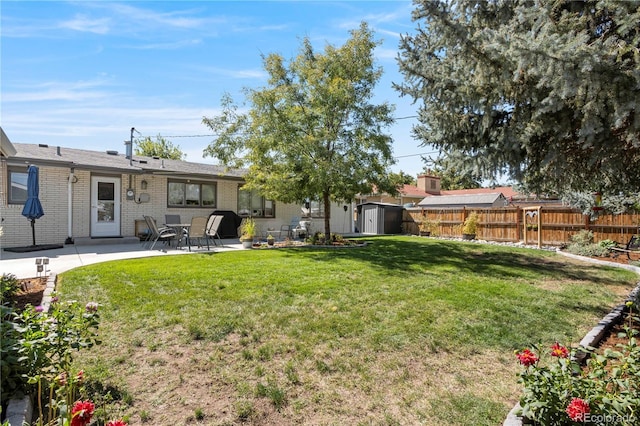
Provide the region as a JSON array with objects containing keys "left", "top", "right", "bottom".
[
  {"left": 58, "top": 14, "right": 111, "bottom": 34},
  {"left": 127, "top": 39, "right": 203, "bottom": 50},
  {"left": 2, "top": 78, "right": 115, "bottom": 103}
]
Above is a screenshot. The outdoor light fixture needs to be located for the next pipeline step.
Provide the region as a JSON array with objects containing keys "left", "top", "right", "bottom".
[
  {"left": 141, "top": 179, "right": 148, "bottom": 190},
  {"left": 35, "top": 257, "right": 50, "bottom": 277}
]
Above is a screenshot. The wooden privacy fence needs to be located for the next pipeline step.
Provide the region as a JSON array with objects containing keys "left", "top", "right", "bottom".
[{"left": 404, "top": 207, "right": 640, "bottom": 247}]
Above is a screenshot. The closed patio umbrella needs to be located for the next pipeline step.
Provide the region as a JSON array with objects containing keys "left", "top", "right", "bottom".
[{"left": 21, "top": 165, "right": 44, "bottom": 246}]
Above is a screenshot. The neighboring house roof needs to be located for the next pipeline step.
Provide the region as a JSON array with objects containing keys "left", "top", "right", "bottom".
[
  {"left": 417, "top": 193, "right": 508, "bottom": 208},
  {"left": 438, "top": 186, "right": 519, "bottom": 198},
  {"left": 400, "top": 184, "right": 430, "bottom": 198},
  {"left": 8, "top": 143, "right": 246, "bottom": 180},
  {"left": 366, "top": 184, "right": 519, "bottom": 200}
]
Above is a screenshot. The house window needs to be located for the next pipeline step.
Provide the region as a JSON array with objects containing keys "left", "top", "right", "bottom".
[
  {"left": 303, "top": 199, "right": 325, "bottom": 218},
  {"left": 8, "top": 168, "right": 28, "bottom": 204},
  {"left": 167, "top": 180, "right": 216, "bottom": 208},
  {"left": 237, "top": 186, "right": 274, "bottom": 218}
]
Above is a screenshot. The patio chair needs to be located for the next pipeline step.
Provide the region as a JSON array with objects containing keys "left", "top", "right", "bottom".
[
  {"left": 143, "top": 215, "right": 178, "bottom": 250},
  {"left": 282, "top": 217, "right": 300, "bottom": 239},
  {"left": 165, "top": 214, "right": 181, "bottom": 226},
  {"left": 185, "top": 216, "right": 209, "bottom": 251},
  {"left": 206, "top": 214, "right": 224, "bottom": 247},
  {"left": 292, "top": 219, "right": 310, "bottom": 239}
]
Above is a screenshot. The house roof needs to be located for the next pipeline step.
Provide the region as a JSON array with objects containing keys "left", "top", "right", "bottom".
[
  {"left": 417, "top": 192, "right": 507, "bottom": 208},
  {"left": 357, "top": 201, "right": 404, "bottom": 208},
  {"left": 7, "top": 143, "right": 246, "bottom": 180},
  {"left": 1, "top": 127, "right": 17, "bottom": 157}
]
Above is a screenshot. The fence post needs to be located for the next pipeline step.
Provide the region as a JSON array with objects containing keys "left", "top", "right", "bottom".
[
  {"left": 537, "top": 207, "right": 542, "bottom": 249},
  {"left": 462, "top": 207, "right": 467, "bottom": 235}
]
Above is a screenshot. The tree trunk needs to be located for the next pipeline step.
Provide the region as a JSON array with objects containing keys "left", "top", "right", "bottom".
[{"left": 323, "top": 191, "right": 331, "bottom": 239}]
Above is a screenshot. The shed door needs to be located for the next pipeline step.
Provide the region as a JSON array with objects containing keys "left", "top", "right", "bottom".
[
  {"left": 362, "top": 205, "right": 380, "bottom": 234},
  {"left": 91, "top": 176, "right": 121, "bottom": 237}
]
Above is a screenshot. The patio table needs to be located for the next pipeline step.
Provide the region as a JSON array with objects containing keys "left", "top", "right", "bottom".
[{"left": 165, "top": 223, "right": 191, "bottom": 249}]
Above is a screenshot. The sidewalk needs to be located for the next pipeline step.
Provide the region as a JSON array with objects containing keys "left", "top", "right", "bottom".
[{"left": 0, "top": 240, "right": 243, "bottom": 279}]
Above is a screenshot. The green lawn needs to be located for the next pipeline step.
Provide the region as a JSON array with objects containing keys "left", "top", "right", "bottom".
[{"left": 58, "top": 236, "right": 638, "bottom": 425}]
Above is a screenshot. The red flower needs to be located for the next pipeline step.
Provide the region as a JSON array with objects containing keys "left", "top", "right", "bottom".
[
  {"left": 75, "top": 370, "right": 85, "bottom": 384},
  {"left": 56, "top": 372, "right": 68, "bottom": 386},
  {"left": 550, "top": 342, "right": 569, "bottom": 358},
  {"left": 71, "top": 400, "right": 95, "bottom": 426},
  {"left": 106, "top": 421, "right": 128, "bottom": 426},
  {"left": 516, "top": 349, "right": 538, "bottom": 366},
  {"left": 566, "top": 397, "right": 590, "bottom": 422}
]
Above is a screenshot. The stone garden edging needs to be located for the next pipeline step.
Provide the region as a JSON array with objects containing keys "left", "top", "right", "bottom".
[
  {"left": 5, "top": 272, "right": 57, "bottom": 426},
  {"left": 503, "top": 252, "right": 640, "bottom": 426}
]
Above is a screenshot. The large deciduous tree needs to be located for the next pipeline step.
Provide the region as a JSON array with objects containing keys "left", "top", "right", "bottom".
[
  {"left": 396, "top": 0, "right": 640, "bottom": 195},
  {"left": 203, "top": 22, "right": 396, "bottom": 237},
  {"left": 135, "top": 134, "right": 185, "bottom": 160}
]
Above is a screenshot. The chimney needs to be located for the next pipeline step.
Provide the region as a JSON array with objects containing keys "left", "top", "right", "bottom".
[
  {"left": 417, "top": 173, "right": 441, "bottom": 195},
  {"left": 125, "top": 127, "right": 135, "bottom": 165}
]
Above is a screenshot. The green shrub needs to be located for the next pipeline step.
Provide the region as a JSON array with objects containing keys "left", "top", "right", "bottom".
[
  {"left": 1, "top": 273, "right": 20, "bottom": 304},
  {"left": 567, "top": 243, "right": 611, "bottom": 257},
  {"left": 1, "top": 299, "right": 101, "bottom": 411},
  {"left": 598, "top": 239, "right": 618, "bottom": 249},
  {"left": 566, "top": 230, "right": 612, "bottom": 257},
  {"left": 570, "top": 230, "right": 594, "bottom": 246}
]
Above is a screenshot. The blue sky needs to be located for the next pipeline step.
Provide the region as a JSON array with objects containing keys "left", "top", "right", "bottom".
[{"left": 1, "top": 1, "right": 435, "bottom": 178}]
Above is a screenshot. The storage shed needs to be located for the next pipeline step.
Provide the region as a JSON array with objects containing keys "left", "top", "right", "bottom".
[{"left": 356, "top": 202, "right": 403, "bottom": 235}]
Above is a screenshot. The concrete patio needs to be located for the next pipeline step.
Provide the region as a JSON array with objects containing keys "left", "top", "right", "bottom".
[{"left": 0, "top": 238, "right": 244, "bottom": 279}]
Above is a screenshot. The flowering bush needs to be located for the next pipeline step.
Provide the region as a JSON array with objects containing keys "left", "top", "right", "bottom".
[
  {"left": 515, "top": 302, "right": 640, "bottom": 425},
  {"left": 1, "top": 297, "right": 128, "bottom": 425}
]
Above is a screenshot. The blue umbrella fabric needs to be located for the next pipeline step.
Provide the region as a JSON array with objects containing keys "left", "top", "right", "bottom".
[{"left": 21, "top": 165, "right": 45, "bottom": 246}]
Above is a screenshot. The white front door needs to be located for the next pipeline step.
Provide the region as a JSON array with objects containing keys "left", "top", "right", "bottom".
[{"left": 91, "top": 176, "right": 121, "bottom": 237}]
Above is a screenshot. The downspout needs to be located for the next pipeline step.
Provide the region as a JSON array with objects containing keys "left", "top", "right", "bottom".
[
  {"left": 351, "top": 201, "right": 356, "bottom": 233},
  {"left": 65, "top": 168, "right": 75, "bottom": 244}
]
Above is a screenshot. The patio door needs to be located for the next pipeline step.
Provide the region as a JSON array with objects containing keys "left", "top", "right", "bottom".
[{"left": 91, "top": 176, "right": 121, "bottom": 237}]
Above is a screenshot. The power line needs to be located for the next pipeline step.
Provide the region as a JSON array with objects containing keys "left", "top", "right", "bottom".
[
  {"left": 394, "top": 151, "right": 438, "bottom": 159},
  {"left": 150, "top": 134, "right": 215, "bottom": 138},
  {"left": 136, "top": 115, "right": 420, "bottom": 140}
]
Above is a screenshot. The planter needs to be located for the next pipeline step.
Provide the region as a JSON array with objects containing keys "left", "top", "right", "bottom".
[
  {"left": 267, "top": 239, "right": 275, "bottom": 246},
  {"left": 419, "top": 231, "right": 431, "bottom": 237},
  {"left": 462, "top": 233, "right": 476, "bottom": 240},
  {"left": 240, "top": 239, "right": 253, "bottom": 249}
]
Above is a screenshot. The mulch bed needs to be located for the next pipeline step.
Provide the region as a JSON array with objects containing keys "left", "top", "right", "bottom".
[{"left": 7, "top": 277, "right": 48, "bottom": 311}]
